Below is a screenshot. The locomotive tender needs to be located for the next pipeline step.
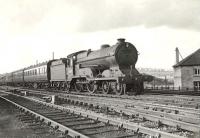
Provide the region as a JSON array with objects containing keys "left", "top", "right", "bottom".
[{"left": 0, "top": 38, "right": 152, "bottom": 95}]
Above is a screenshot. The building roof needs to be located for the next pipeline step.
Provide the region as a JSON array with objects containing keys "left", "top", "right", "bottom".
[{"left": 173, "top": 48, "right": 200, "bottom": 67}]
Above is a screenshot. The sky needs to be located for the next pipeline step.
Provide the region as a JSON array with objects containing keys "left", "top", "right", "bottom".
[{"left": 0, "top": 0, "right": 200, "bottom": 74}]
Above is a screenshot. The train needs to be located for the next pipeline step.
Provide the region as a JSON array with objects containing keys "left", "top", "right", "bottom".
[{"left": 0, "top": 38, "right": 153, "bottom": 95}]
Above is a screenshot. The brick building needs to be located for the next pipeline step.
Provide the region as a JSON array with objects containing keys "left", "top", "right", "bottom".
[{"left": 173, "top": 48, "right": 200, "bottom": 91}]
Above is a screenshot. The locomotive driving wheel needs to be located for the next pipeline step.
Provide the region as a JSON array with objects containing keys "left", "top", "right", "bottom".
[
  {"left": 87, "top": 81, "right": 97, "bottom": 93},
  {"left": 66, "top": 82, "right": 71, "bottom": 92},
  {"left": 102, "top": 81, "right": 110, "bottom": 94},
  {"left": 33, "top": 82, "right": 38, "bottom": 89},
  {"left": 74, "top": 83, "right": 83, "bottom": 92},
  {"left": 63, "top": 82, "right": 70, "bottom": 92},
  {"left": 115, "top": 83, "right": 124, "bottom": 95}
]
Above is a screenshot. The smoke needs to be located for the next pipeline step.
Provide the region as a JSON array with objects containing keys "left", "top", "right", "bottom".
[
  {"left": 0, "top": 0, "right": 199, "bottom": 34},
  {"left": 72, "top": 0, "right": 200, "bottom": 32}
]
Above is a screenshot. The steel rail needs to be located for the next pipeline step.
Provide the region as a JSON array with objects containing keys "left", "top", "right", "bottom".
[
  {"left": 5, "top": 88, "right": 200, "bottom": 132},
  {"left": 113, "top": 106, "right": 200, "bottom": 133},
  {"left": 0, "top": 95, "right": 89, "bottom": 138},
  {"left": 11, "top": 93, "right": 185, "bottom": 138},
  {"left": 16, "top": 87, "right": 200, "bottom": 115}
]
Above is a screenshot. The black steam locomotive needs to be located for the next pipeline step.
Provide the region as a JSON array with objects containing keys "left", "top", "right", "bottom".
[{"left": 0, "top": 39, "right": 152, "bottom": 95}]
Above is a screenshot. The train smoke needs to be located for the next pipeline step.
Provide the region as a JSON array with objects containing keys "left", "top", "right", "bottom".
[
  {"left": 0, "top": 0, "right": 199, "bottom": 34},
  {"left": 75, "top": 0, "right": 200, "bottom": 32}
]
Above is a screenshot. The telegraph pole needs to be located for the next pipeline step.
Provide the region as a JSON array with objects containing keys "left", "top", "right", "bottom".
[{"left": 52, "top": 52, "right": 54, "bottom": 60}]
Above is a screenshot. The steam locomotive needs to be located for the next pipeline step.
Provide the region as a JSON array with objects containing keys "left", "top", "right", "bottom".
[{"left": 0, "top": 39, "right": 152, "bottom": 95}]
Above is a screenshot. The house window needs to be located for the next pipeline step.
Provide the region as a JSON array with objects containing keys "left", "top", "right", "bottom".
[
  {"left": 194, "top": 68, "right": 200, "bottom": 76},
  {"left": 194, "top": 81, "right": 200, "bottom": 91}
]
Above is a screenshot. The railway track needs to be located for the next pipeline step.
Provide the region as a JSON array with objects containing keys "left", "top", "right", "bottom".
[
  {"left": 2, "top": 87, "right": 200, "bottom": 138},
  {"left": 0, "top": 93, "right": 67, "bottom": 138},
  {"left": 0, "top": 91, "right": 148, "bottom": 138},
  {"left": 56, "top": 96, "right": 200, "bottom": 133},
  {"left": 1, "top": 90, "right": 195, "bottom": 138},
  {"left": 8, "top": 86, "right": 199, "bottom": 116},
  {"left": 2, "top": 86, "right": 200, "bottom": 109}
]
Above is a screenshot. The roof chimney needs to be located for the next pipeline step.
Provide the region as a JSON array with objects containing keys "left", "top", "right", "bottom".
[{"left": 175, "top": 47, "right": 179, "bottom": 64}]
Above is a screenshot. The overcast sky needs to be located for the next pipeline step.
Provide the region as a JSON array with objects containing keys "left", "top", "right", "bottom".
[{"left": 0, "top": 0, "right": 200, "bottom": 73}]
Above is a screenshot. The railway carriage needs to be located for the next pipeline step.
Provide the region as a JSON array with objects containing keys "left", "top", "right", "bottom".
[
  {"left": 23, "top": 62, "right": 49, "bottom": 88},
  {"left": 0, "top": 75, "right": 6, "bottom": 85},
  {"left": 12, "top": 69, "right": 24, "bottom": 86},
  {"left": 5, "top": 73, "right": 13, "bottom": 85}
]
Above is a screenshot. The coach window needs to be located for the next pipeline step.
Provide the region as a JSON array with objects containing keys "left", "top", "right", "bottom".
[{"left": 35, "top": 69, "right": 37, "bottom": 75}]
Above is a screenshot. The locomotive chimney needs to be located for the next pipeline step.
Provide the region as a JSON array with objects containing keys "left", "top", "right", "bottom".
[
  {"left": 101, "top": 44, "right": 110, "bottom": 49},
  {"left": 117, "top": 38, "right": 125, "bottom": 43},
  {"left": 175, "top": 47, "right": 179, "bottom": 64}
]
